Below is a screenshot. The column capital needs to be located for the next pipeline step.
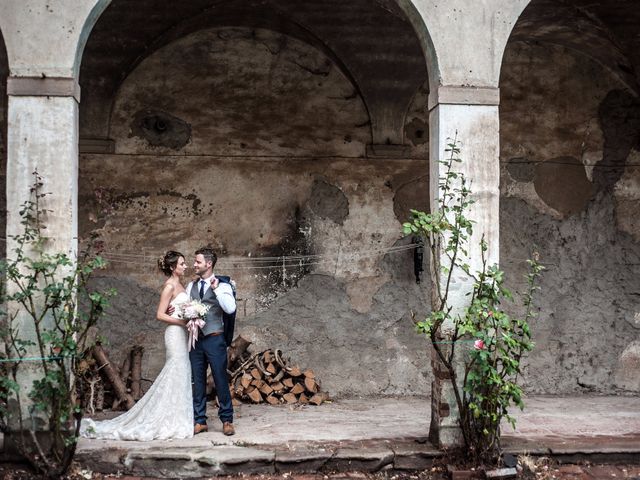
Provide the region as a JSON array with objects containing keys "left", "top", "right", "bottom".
[
  {"left": 7, "top": 76, "right": 81, "bottom": 103},
  {"left": 428, "top": 86, "right": 499, "bottom": 111}
]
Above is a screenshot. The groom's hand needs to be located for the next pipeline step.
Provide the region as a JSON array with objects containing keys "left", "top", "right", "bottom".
[{"left": 166, "top": 304, "right": 175, "bottom": 316}]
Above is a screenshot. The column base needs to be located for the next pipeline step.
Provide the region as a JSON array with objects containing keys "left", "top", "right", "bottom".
[{"left": 429, "top": 423, "right": 465, "bottom": 449}]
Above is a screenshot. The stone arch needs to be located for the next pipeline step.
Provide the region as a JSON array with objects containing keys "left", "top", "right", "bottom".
[
  {"left": 73, "top": 0, "right": 112, "bottom": 79},
  {"left": 393, "top": 0, "right": 440, "bottom": 94},
  {"left": 79, "top": 1, "right": 429, "bottom": 150},
  {"left": 76, "top": 0, "right": 433, "bottom": 397},
  {"left": 505, "top": 0, "right": 639, "bottom": 95}
]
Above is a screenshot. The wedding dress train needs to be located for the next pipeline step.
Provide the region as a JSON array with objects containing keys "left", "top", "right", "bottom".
[{"left": 80, "top": 292, "right": 193, "bottom": 440}]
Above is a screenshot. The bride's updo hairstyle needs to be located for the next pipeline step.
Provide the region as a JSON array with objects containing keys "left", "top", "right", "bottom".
[{"left": 158, "top": 250, "right": 184, "bottom": 277}]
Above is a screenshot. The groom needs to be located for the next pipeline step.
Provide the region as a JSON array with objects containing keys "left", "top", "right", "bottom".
[{"left": 187, "top": 246, "right": 237, "bottom": 436}]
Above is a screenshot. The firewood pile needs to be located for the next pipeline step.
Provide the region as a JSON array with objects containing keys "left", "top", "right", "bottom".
[
  {"left": 225, "top": 336, "right": 330, "bottom": 406},
  {"left": 77, "top": 343, "right": 144, "bottom": 414},
  {"left": 78, "top": 335, "right": 329, "bottom": 413}
]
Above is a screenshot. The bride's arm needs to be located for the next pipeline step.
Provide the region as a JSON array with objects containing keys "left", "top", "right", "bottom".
[{"left": 156, "top": 284, "right": 186, "bottom": 326}]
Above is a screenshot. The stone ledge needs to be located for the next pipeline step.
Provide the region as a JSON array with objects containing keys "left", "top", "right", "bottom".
[
  {"left": 7, "top": 76, "right": 81, "bottom": 102},
  {"left": 275, "top": 446, "right": 334, "bottom": 473},
  {"left": 428, "top": 85, "right": 500, "bottom": 111},
  {"left": 323, "top": 445, "right": 394, "bottom": 472}
]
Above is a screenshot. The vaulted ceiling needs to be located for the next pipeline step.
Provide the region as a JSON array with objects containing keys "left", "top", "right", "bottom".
[
  {"left": 511, "top": 0, "right": 640, "bottom": 95},
  {"left": 79, "top": 0, "right": 428, "bottom": 146}
]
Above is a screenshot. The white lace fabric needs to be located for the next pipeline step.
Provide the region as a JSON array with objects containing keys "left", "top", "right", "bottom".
[{"left": 80, "top": 292, "right": 194, "bottom": 440}]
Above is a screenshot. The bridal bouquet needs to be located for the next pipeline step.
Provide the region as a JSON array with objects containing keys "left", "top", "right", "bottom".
[{"left": 175, "top": 298, "right": 210, "bottom": 351}]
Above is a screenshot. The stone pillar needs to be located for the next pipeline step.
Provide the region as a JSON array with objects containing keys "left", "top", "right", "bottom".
[
  {"left": 427, "top": 85, "right": 500, "bottom": 447},
  {"left": 5, "top": 77, "right": 79, "bottom": 428}
]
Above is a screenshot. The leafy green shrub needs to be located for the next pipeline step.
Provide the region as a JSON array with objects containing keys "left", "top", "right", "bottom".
[
  {"left": 0, "top": 171, "right": 115, "bottom": 477},
  {"left": 403, "top": 138, "right": 544, "bottom": 464}
]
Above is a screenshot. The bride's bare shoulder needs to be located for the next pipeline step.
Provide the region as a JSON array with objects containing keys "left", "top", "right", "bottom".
[
  {"left": 162, "top": 279, "right": 186, "bottom": 299},
  {"left": 159, "top": 280, "right": 176, "bottom": 296}
]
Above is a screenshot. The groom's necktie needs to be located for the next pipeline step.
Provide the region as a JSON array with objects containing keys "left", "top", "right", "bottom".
[{"left": 199, "top": 280, "right": 205, "bottom": 300}]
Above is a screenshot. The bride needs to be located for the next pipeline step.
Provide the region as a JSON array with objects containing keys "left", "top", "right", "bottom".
[{"left": 80, "top": 250, "right": 193, "bottom": 440}]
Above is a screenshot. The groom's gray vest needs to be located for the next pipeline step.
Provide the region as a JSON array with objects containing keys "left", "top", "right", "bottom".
[{"left": 190, "top": 282, "right": 224, "bottom": 336}]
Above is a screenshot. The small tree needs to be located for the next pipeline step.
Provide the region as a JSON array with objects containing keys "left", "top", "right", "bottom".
[
  {"left": 404, "top": 138, "right": 544, "bottom": 464},
  {"left": 0, "top": 171, "right": 115, "bottom": 478}
]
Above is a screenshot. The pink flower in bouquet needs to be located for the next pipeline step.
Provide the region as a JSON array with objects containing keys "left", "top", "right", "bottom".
[{"left": 474, "top": 339, "right": 485, "bottom": 350}]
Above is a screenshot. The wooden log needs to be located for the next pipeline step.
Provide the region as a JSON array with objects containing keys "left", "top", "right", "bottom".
[
  {"left": 130, "top": 345, "right": 144, "bottom": 400},
  {"left": 241, "top": 374, "right": 253, "bottom": 389},
  {"left": 290, "top": 383, "right": 305, "bottom": 395},
  {"left": 288, "top": 366, "right": 302, "bottom": 377},
  {"left": 230, "top": 353, "right": 259, "bottom": 380},
  {"left": 272, "top": 369, "right": 285, "bottom": 383},
  {"left": 255, "top": 355, "right": 271, "bottom": 377},
  {"left": 92, "top": 344, "right": 135, "bottom": 410},
  {"left": 265, "top": 394, "right": 280, "bottom": 405},
  {"left": 271, "top": 382, "right": 284, "bottom": 392},
  {"left": 304, "top": 377, "right": 319, "bottom": 394},
  {"left": 251, "top": 379, "right": 265, "bottom": 389},
  {"left": 303, "top": 369, "right": 316, "bottom": 379},
  {"left": 112, "top": 351, "right": 132, "bottom": 409},
  {"left": 309, "top": 392, "right": 329, "bottom": 406},
  {"left": 283, "top": 378, "right": 294, "bottom": 389},
  {"left": 283, "top": 393, "right": 297, "bottom": 404},
  {"left": 266, "top": 363, "right": 277, "bottom": 374},
  {"left": 250, "top": 368, "right": 262, "bottom": 380},
  {"left": 228, "top": 335, "right": 252, "bottom": 366},
  {"left": 299, "top": 393, "right": 309, "bottom": 405},
  {"left": 259, "top": 383, "right": 274, "bottom": 395},
  {"left": 95, "top": 379, "right": 104, "bottom": 411},
  {"left": 120, "top": 352, "right": 132, "bottom": 385},
  {"left": 247, "top": 388, "right": 263, "bottom": 403},
  {"left": 274, "top": 349, "right": 287, "bottom": 369}
]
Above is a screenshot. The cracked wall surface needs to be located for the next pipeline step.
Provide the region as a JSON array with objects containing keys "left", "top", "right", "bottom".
[
  {"left": 500, "top": 41, "right": 640, "bottom": 394},
  {"left": 76, "top": 23, "right": 640, "bottom": 398},
  {"left": 80, "top": 27, "right": 432, "bottom": 396}
]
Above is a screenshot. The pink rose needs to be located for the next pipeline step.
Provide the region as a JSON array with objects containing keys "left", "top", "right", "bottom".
[{"left": 474, "top": 339, "right": 485, "bottom": 350}]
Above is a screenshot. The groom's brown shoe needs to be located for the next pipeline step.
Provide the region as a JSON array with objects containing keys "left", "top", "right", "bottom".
[
  {"left": 194, "top": 423, "right": 208, "bottom": 435},
  {"left": 223, "top": 422, "right": 235, "bottom": 436}
]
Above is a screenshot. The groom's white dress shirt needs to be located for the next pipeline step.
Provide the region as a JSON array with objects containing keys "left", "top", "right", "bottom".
[{"left": 187, "top": 274, "right": 236, "bottom": 314}]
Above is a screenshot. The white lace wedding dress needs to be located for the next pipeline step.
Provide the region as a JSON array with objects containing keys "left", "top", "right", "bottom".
[{"left": 80, "top": 292, "right": 193, "bottom": 440}]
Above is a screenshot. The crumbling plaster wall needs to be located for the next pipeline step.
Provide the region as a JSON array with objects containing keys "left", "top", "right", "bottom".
[
  {"left": 79, "top": 25, "right": 640, "bottom": 397},
  {"left": 500, "top": 41, "right": 640, "bottom": 393},
  {"left": 80, "top": 27, "right": 432, "bottom": 396}
]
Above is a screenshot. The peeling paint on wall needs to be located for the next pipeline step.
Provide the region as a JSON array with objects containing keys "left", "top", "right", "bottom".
[
  {"left": 533, "top": 156, "right": 594, "bottom": 217},
  {"left": 501, "top": 41, "right": 640, "bottom": 393},
  {"left": 79, "top": 26, "right": 430, "bottom": 396}
]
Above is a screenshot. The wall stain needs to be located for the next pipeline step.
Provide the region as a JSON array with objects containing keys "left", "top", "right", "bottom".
[
  {"left": 596, "top": 89, "right": 640, "bottom": 192},
  {"left": 534, "top": 156, "right": 594, "bottom": 217},
  {"left": 309, "top": 178, "right": 349, "bottom": 225},
  {"left": 130, "top": 109, "right": 192, "bottom": 150}
]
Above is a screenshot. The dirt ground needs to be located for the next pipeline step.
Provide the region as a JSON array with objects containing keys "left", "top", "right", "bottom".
[{"left": 1, "top": 458, "right": 639, "bottom": 480}]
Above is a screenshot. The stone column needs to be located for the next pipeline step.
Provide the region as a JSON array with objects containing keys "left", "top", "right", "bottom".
[
  {"left": 5, "top": 77, "right": 79, "bottom": 428},
  {"left": 426, "top": 85, "right": 500, "bottom": 447}
]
